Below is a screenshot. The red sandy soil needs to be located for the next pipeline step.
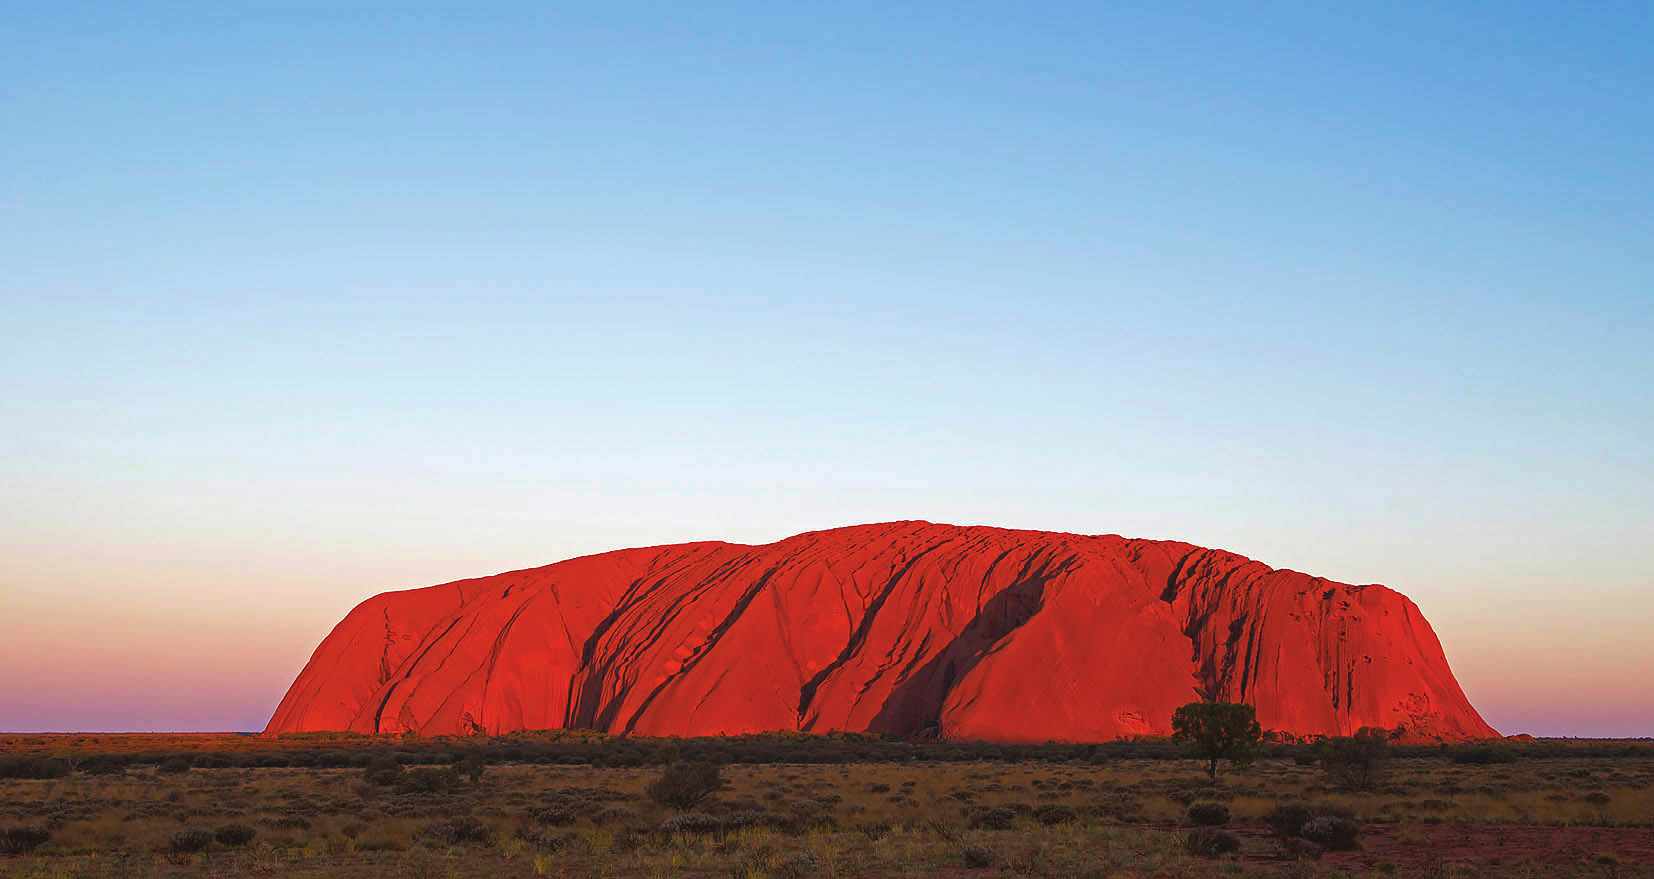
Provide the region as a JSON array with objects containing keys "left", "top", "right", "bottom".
[{"left": 1330, "top": 823, "right": 1654, "bottom": 869}]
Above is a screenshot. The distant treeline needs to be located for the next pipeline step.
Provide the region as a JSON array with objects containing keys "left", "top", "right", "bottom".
[{"left": 1, "top": 732, "right": 1649, "bottom": 778}]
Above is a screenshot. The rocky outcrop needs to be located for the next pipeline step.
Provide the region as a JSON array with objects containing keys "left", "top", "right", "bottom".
[{"left": 266, "top": 522, "right": 1496, "bottom": 741}]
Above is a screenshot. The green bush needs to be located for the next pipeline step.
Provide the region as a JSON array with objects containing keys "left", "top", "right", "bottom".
[{"left": 1171, "top": 702, "right": 1263, "bottom": 778}]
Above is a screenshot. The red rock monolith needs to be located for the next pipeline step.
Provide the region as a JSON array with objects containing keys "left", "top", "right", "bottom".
[{"left": 266, "top": 522, "right": 1496, "bottom": 741}]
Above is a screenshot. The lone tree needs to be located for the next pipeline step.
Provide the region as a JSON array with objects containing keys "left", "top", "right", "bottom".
[{"left": 1171, "top": 702, "right": 1264, "bottom": 779}]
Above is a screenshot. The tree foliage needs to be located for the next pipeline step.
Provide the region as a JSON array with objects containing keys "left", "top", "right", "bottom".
[{"left": 1171, "top": 702, "right": 1263, "bottom": 778}]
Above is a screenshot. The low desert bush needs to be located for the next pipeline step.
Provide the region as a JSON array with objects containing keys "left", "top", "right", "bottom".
[
  {"left": 361, "top": 756, "right": 404, "bottom": 786},
  {"left": 0, "top": 826, "right": 52, "bottom": 855},
  {"left": 398, "top": 767, "right": 460, "bottom": 794},
  {"left": 855, "top": 819, "right": 893, "bottom": 841},
  {"left": 1281, "top": 837, "right": 1324, "bottom": 860},
  {"left": 646, "top": 761, "right": 724, "bottom": 810},
  {"left": 1300, "top": 815, "right": 1362, "bottom": 850},
  {"left": 1187, "top": 801, "right": 1231, "bottom": 826},
  {"left": 1033, "top": 803, "right": 1077, "bottom": 825},
  {"left": 421, "top": 816, "right": 491, "bottom": 846},
  {"left": 170, "top": 828, "right": 214, "bottom": 854},
  {"left": 1184, "top": 827, "right": 1241, "bottom": 857},
  {"left": 1266, "top": 801, "right": 1354, "bottom": 841},
  {"left": 657, "top": 813, "right": 721, "bottom": 836},
  {"left": 531, "top": 804, "right": 578, "bottom": 826},
  {"left": 967, "top": 805, "right": 1018, "bottom": 830},
  {"left": 592, "top": 806, "right": 637, "bottom": 825},
  {"left": 0, "top": 758, "right": 70, "bottom": 779},
  {"left": 213, "top": 824, "right": 257, "bottom": 847}
]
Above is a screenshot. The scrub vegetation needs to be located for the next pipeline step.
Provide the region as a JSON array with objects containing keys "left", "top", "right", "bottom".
[{"left": 0, "top": 732, "right": 1651, "bottom": 877}]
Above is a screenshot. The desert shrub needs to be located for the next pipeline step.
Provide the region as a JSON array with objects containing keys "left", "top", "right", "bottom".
[
  {"left": 961, "top": 845, "right": 994, "bottom": 868},
  {"left": 398, "top": 767, "right": 460, "bottom": 794},
  {"left": 592, "top": 806, "right": 637, "bottom": 825},
  {"left": 457, "top": 748, "right": 487, "bottom": 785},
  {"left": 361, "top": 757, "right": 404, "bottom": 786},
  {"left": 340, "top": 822, "right": 367, "bottom": 840},
  {"left": 1319, "top": 728, "right": 1390, "bottom": 791},
  {"left": 967, "top": 805, "right": 1018, "bottom": 830},
  {"left": 1585, "top": 791, "right": 1612, "bottom": 805},
  {"left": 780, "top": 798, "right": 836, "bottom": 833},
  {"left": 267, "top": 814, "right": 311, "bottom": 831},
  {"left": 531, "top": 805, "right": 578, "bottom": 826},
  {"left": 646, "top": 761, "right": 724, "bottom": 811},
  {"left": 170, "top": 828, "right": 214, "bottom": 853},
  {"left": 759, "top": 852, "right": 817, "bottom": 879},
  {"left": 515, "top": 825, "right": 581, "bottom": 851},
  {"left": 855, "top": 819, "right": 893, "bottom": 841},
  {"left": 421, "top": 816, "right": 491, "bottom": 846},
  {"left": 1187, "top": 801, "right": 1231, "bottom": 826},
  {"left": 1449, "top": 746, "right": 1516, "bottom": 765},
  {"left": 1171, "top": 702, "right": 1263, "bottom": 778},
  {"left": 0, "top": 826, "right": 52, "bottom": 855},
  {"left": 1184, "top": 827, "right": 1241, "bottom": 857},
  {"left": 657, "top": 813, "right": 721, "bottom": 835},
  {"left": 1032, "top": 804, "right": 1077, "bottom": 825},
  {"left": 213, "top": 824, "right": 257, "bottom": 847},
  {"left": 1266, "top": 801, "right": 1353, "bottom": 839},
  {"left": 0, "top": 758, "right": 70, "bottom": 779},
  {"left": 1300, "top": 815, "right": 1362, "bottom": 851},
  {"left": 719, "top": 809, "right": 769, "bottom": 832},
  {"left": 868, "top": 782, "right": 891, "bottom": 793},
  {"left": 1282, "top": 837, "right": 1324, "bottom": 860}
]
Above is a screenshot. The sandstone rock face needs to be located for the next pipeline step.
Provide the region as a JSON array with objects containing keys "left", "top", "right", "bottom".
[{"left": 266, "top": 522, "right": 1496, "bottom": 741}]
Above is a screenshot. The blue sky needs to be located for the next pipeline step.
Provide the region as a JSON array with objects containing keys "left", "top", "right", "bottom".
[{"left": 1, "top": 1, "right": 1650, "bottom": 735}]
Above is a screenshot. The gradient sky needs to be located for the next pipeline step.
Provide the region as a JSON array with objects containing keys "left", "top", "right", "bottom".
[{"left": 2, "top": 2, "right": 1650, "bottom": 737}]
